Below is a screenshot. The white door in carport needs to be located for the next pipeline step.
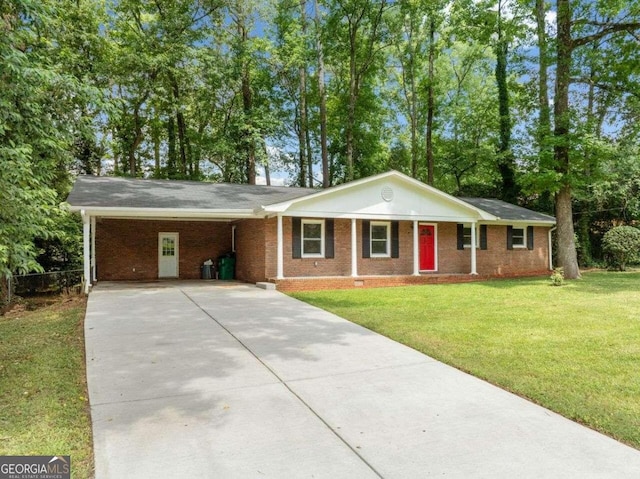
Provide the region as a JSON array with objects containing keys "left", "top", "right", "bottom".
[{"left": 158, "top": 232, "right": 179, "bottom": 278}]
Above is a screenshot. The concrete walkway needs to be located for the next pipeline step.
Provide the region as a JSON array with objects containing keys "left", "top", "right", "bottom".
[{"left": 85, "top": 282, "right": 640, "bottom": 478}]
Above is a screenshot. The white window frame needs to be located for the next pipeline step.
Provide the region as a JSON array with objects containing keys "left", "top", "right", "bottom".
[
  {"left": 512, "top": 226, "right": 527, "bottom": 249},
  {"left": 462, "top": 224, "right": 480, "bottom": 249},
  {"left": 301, "top": 219, "right": 325, "bottom": 258},
  {"left": 370, "top": 221, "right": 391, "bottom": 258}
]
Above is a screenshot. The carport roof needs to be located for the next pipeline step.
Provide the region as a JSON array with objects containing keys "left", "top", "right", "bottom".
[{"left": 66, "top": 175, "right": 316, "bottom": 210}]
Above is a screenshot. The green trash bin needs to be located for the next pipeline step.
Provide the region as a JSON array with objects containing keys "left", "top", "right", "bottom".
[{"left": 218, "top": 256, "right": 235, "bottom": 280}]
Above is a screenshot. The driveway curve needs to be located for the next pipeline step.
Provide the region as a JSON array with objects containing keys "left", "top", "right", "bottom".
[{"left": 85, "top": 281, "right": 640, "bottom": 478}]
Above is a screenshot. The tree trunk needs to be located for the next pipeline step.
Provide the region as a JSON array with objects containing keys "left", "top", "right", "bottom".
[
  {"left": 153, "top": 121, "right": 161, "bottom": 178},
  {"left": 298, "top": 0, "right": 308, "bottom": 187},
  {"left": 129, "top": 104, "right": 144, "bottom": 176},
  {"left": 554, "top": 0, "right": 580, "bottom": 279},
  {"left": 346, "top": 26, "right": 357, "bottom": 182},
  {"left": 167, "top": 115, "right": 177, "bottom": 178},
  {"left": 426, "top": 17, "right": 435, "bottom": 185},
  {"left": 314, "top": 0, "right": 329, "bottom": 188},
  {"left": 495, "top": 1, "right": 518, "bottom": 203},
  {"left": 535, "top": 0, "right": 551, "bottom": 138},
  {"left": 238, "top": 16, "right": 256, "bottom": 185},
  {"left": 408, "top": 36, "right": 418, "bottom": 179}
]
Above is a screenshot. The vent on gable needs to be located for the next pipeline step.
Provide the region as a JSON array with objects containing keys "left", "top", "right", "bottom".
[{"left": 381, "top": 186, "right": 394, "bottom": 202}]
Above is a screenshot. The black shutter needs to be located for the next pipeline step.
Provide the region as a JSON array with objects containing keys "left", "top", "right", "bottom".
[
  {"left": 457, "top": 224, "right": 464, "bottom": 250},
  {"left": 527, "top": 226, "right": 534, "bottom": 250},
  {"left": 292, "top": 217, "right": 301, "bottom": 259},
  {"left": 480, "top": 225, "right": 488, "bottom": 250},
  {"left": 507, "top": 225, "right": 514, "bottom": 250},
  {"left": 362, "top": 220, "right": 370, "bottom": 258},
  {"left": 325, "top": 219, "right": 335, "bottom": 258},
  {"left": 391, "top": 221, "right": 400, "bottom": 258}
]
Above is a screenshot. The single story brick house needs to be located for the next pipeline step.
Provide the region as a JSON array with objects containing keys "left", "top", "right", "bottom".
[{"left": 66, "top": 170, "right": 556, "bottom": 292}]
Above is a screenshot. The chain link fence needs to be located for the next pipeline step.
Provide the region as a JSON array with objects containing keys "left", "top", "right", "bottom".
[{"left": 2, "top": 269, "right": 84, "bottom": 305}]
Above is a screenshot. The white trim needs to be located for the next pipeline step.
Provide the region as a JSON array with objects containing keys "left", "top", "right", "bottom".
[
  {"left": 276, "top": 214, "right": 284, "bottom": 279},
  {"left": 370, "top": 221, "right": 391, "bottom": 258},
  {"left": 158, "top": 232, "right": 179, "bottom": 278},
  {"left": 351, "top": 218, "right": 358, "bottom": 277},
  {"left": 511, "top": 226, "right": 527, "bottom": 249},
  {"left": 81, "top": 211, "right": 90, "bottom": 294},
  {"left": 413, "top": 221, "right": 419, "bottom": 276},
  {"left": 90, "top": 216, "right": 96, "bottom": 282},
  {"left": 462, "top": 223, "right": 480, "bottom": 249},
  {"left": 301, "top": 219, "right": 325, "bottom": 258},
  {"left": 418, "top": 223, "right": 438, "bottom": 272},
  {"left": 68, "top": 205, "right": 256, "bottom": 219},
  {"left": 470, "top": 221, "right": 478, "bottom": 275},
  {"left": 548, "top": 226, "right": 556, "bottom": 270}
]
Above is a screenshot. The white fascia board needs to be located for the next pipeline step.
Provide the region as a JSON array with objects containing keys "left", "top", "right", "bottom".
[
  {"left": 490, "top": 220, "right": 556, "bottom": 227},
  {"left": 68, "top": 205, "right": 258, "bottom": 219},
  {"left": 268, "top": 210, "right": 481, "bottom": 223}
]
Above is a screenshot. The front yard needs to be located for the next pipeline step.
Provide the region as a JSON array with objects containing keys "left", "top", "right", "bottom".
[
  {"left": 0, "top": 296, "right": 93, "bottom": 478},
  {"left": 291, "top": 271, "right": 640, "bottom": 450}
]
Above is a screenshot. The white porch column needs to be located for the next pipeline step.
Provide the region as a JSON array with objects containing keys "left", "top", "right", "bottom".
[
  {"left": 91, "top": 216, "right": 96, "bottom": 282},
  {"left": 276, "top": 214, "right": 284, "bottom": 279},
  {"left": 351, "top": 218, "right": 358, "bottom": 277},
  {"left": 413, "top": 220, "right": 420, "bottom": 276},
  {"left": 81, "top": 211, "right": 91, "bottom": 293},
  {"left": 470, "top": 221, "right": 478, "bottom": 275}
]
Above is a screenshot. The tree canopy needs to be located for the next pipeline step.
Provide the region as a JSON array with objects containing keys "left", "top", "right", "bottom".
[{"left": 2, "top": 0, "right": 640, "bottom": 279}]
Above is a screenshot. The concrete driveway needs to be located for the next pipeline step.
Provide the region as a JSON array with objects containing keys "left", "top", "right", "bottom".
[{"left": 85, "top": 282, "right": 640, "bottom": 478}]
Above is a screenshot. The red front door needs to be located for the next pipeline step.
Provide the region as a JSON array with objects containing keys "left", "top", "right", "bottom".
[{"left": 419, "top": 225, "right": 435, "bottom": 271}]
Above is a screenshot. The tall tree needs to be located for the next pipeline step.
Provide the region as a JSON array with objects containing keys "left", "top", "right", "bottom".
[
  {"left": 0, "top": 0, "right": 98, "bottom": 280},
  {"left": 552, "top": 0, "right": 639, "bottom": 279},
  {"left": 329, "top": 0, "right": 389, "bottom": 181}
]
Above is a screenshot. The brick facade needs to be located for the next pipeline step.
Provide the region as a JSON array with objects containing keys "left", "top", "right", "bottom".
[
  {"left": 233, "top": 218, "right": 551, "bottom": 284},
  {"left": 95, "top": 219, "right": 232, "bottom": 280},
  {"left": 98, "top": 217, "right": 551, "bottom": 286},
  {"left": 234, "top": 219, "right": 266, "bottom": 284}
]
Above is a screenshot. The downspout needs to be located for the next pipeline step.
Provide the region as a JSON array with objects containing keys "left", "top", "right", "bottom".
[
  {"left": 81, "top": 210, "right": 91, "bottom": 294},
  {"left": 548, "top": 226, "right": 557, "bottom": 270}
]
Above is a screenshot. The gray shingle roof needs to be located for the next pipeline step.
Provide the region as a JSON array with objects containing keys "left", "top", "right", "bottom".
[
  {"left": 459, "top": 197, "right": 555, "bottom": 223},
  {"left": 66, "top": 175, "right": 316, "bottom": 210}
]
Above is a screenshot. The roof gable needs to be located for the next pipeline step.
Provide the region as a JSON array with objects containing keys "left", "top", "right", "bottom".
[{"left": 261, "top": 171, "right": 496, "bottom": 222}]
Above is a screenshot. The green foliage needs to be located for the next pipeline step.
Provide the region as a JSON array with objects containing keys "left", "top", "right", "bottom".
[
  {"left": 550, "top": 267, "right": 565, "bottom": 286},
  {"left": 602, "top": 226, "right": 640, "bottom": 271},
  {"left": 0, "top": 0, "right": 93, "bottom": 278}
]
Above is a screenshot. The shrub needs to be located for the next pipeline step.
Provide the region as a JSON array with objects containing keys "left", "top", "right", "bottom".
[
  {"left": 550, "top": 267, "right": 565, "bottom": 286},
  {"left": 602, "top": 226, "right": 640, "bottom": 271}
]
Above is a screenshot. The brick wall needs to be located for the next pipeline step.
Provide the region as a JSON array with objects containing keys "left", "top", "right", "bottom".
[
  {"left": 259, "top": 218, "right": 550, "bottom": 281},
  {"left": 234, "top": 219, "right": 266, "bottom": 283},
  {"left": 95, "top": 219, "right": 232, "bottom": 280},
  {"left": 276, "top": 271, "right": 550, "bottom": 292},
  {"left": 357, "top": 220, "right": 413, "bottom": 275},
  {"left": 96, "top": 217, "right": 551, "bottom": 284},
  {"left": 436, "top": 224, "right": 550, "bottom": 275}
]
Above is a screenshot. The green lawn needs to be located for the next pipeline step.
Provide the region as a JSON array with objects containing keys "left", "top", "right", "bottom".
[
  {"left": 291, "top": 271, "right": 640, "bottom": 450},
  {"left": 0, "top": 296, "right": 93, "bottom": 478}
]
